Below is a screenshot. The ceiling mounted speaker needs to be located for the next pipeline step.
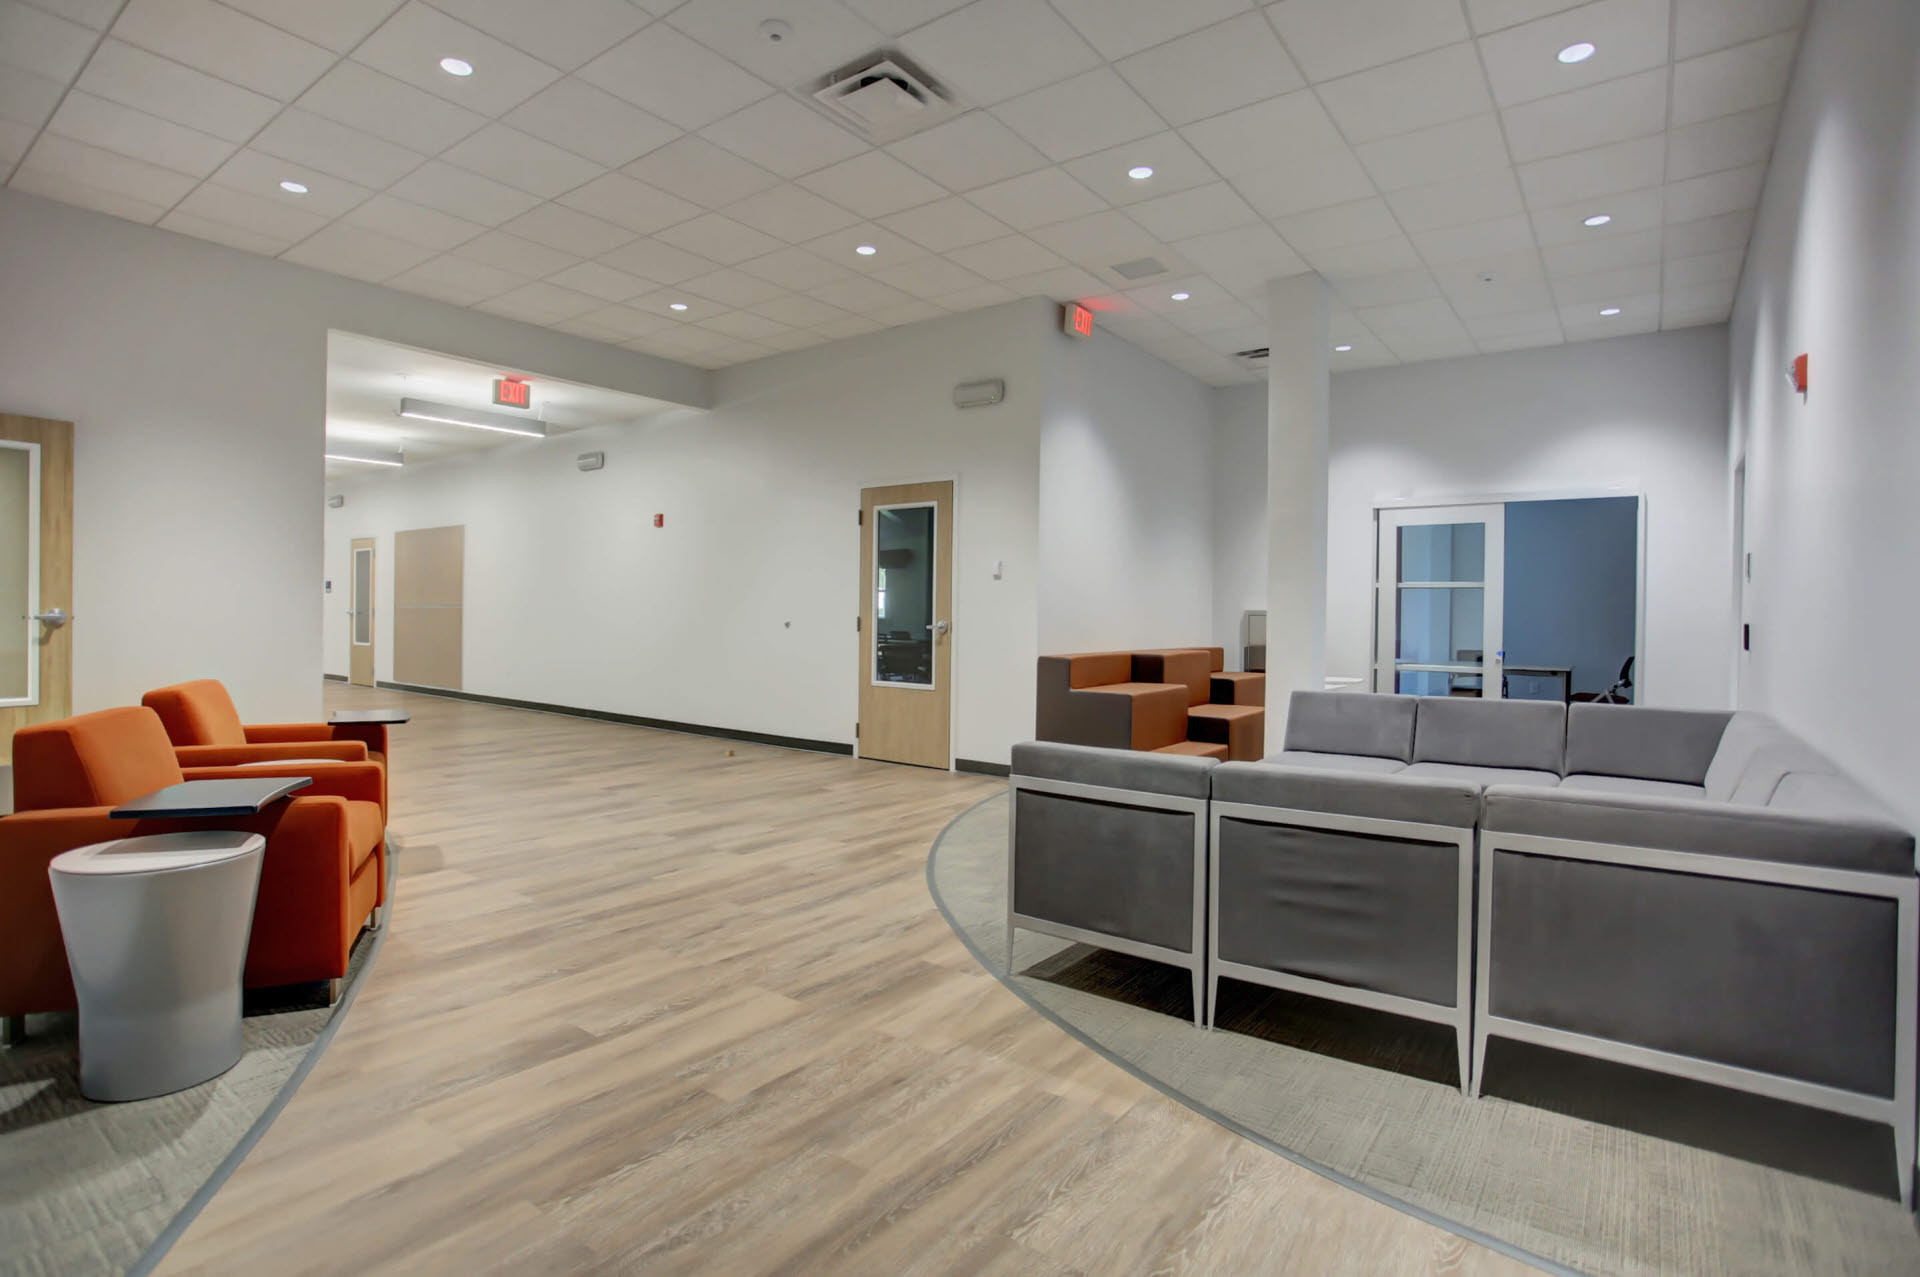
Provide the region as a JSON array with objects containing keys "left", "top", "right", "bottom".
[{"left": 953, "top": 379, "right": 1005, "bottom": 409}]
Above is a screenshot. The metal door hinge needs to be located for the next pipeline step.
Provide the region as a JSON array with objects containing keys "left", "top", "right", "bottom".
[
  {"left": 855, "top": 615, "right": 861, "bottom": 632},
  {"left": 857, "top": 509, "right": 864, "bottom": 525},
  {"left": 855, "top": 722, "right": 860, "bottom": 739}
]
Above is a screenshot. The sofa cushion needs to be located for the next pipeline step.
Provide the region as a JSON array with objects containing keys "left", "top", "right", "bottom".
[
  {"left": 1264, "top": 750, "right": 1406, "bottom": 775},
  {"left": 1061, "top": 652, "right": 1133, "bottom": 688},
  {"left": 1400, "top": 761, "right": 1560, "bottom": 788},
  {"left": 1558, "top": 773, "right": 1707, "bottom": 801},
  {"left": 11, "top": 707, "right": 186, "bottom": 810},
  {"left": 1282, "top": 690, "right": 1416, "bottom": 762},
  {"left": 1011, "top": 740, "right": 1215, "bottom": 800},
  {"left": 1212, "top": 762, "right": 1478, "bottom": 828},
  {"left": 1482, "top": 784, "right": 1915, "bottom": 876},
  {"left": 141, "top": 680, "right": 248, "bottom": 747},
  {"left": 1565, "top": 704, "right": 1730, "bottom": 785},
  {"left": 1701, "top": 711, "right": 1779, "bottom": 800},
  {"left": 1413, "top": 697, "right": 1565, "bottom": 773}
]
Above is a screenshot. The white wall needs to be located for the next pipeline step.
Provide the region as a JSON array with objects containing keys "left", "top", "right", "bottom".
[
  {"left": 1209, "top": 383, "right": 1267, "bottom": 665},
  {"left": 1729, "top": 0, "right": 1920, "bottom": 828},
  {"left": 1329, "top": 328, "right": 1733, "bottom": 707},
  {"left": 1037, "top": 325, "right": 1214, "bottom": 655},
  {"left": 0, "top": 189, "right": 704, "bottom": 722},
  {"left": 329, "top": 299, "right": 1049, "bottom": 765}
]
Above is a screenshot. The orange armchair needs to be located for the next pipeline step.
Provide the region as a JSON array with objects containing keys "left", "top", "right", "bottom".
[
  {"left": 143, "top": 679, "right": 392, "bottom": 767},
  {"left": 1, "top": 707, "right": 385, "bottom": 1027},
  {"left": 143, "top": 679, "right": 387, "bottom": 813}
]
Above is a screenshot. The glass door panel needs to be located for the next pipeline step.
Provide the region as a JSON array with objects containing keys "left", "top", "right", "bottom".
[
  {"left": 1, "top": 442, "right": 38, "bottom": 706},
  {"left": 871, "top": 502, "right": 936, "bottom": 688},
  {"left": 352, "top": 546, "right": 372, "bottom": 646},
  {"left": 1376, "top": 504, "right": 1504, "bottom": 697}
]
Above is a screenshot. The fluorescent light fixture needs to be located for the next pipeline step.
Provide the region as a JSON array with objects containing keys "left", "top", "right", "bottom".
[
  {"left": 1558, "top": 41, "right": 1596, "bottom": 63},
  {"left": 280, "top": 179, "right": 308, "bottom": 194},
  {"left": 1600, "top": 306, "right": 1622, "bottom": 316},
  {"left": 1128, "top": 165, "right": 1153, "bottom": 180},
  {"left": 855, "top": 244, "right": 877, "bottom": 255},
  {"left": 1170, "top": 291, "right": 1190, "bottom": 301},
  {"left": 1334, "top": 344, "right": 1353, "bottom": 352},
  {"left": 1583, "top": 213, "right": 1611, "bottom": 226},
  {"left": 397, "top": 397, "right": 546, "bottom": 437},
  {"left": 326, "top": 444, "right": 404, "bottom": 467},
  {"left": 440, "top": 56, "right": 473, "bottom": 75},
  {"left": 669, "top": 302, "right": 689, "bottom": 311}
]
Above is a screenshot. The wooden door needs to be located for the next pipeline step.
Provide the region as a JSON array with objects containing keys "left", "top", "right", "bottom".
[
  {"left": 393, "top": 525, "right": 463, "bottom": 689},
  {"left": 349, "top": 538, "right": 376, "bottom": 687},
  {"left": 0, "top": 414, "right": 73, "bottom": 763},
  {"left": 857, "top": 481, "right": 953, "bottom": 769}
]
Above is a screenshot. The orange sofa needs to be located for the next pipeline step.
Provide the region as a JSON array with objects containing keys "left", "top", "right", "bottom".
[
  {"left": 0, "top": 707, "right": 385, "bottom": 1027},
  {"left": 143, "top": 679, "right": 388, "bottom": 813},
  {"left": 1036, "top": 648, "right": 1267, "bottom": 761}
]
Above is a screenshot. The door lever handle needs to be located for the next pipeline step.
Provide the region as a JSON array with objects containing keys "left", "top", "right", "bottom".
[
  {"left": 933, "top": 620, "right": 950, "bottom": 635},
  {"left": 31, "top": 608, "right": 68, "bottom": 628}
]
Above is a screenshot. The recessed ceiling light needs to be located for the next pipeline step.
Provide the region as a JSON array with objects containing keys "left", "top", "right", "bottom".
[
  {"left": 1557, "top": 41, "right": 1596, "bottom": 64},
  {"left": 1170, "top": 291, "right": 1190, "bottom": 301},
  {"left": 439, "top": 56, "right": 473, "bottom": 76},
  {"left": 1600, "top": 306, "right": 1622, "bottom": 316},
  {"left": 1583, "top": 213, "right": 1611, "bottom": 227},
  {"left": 669, "top": 302, "right": 689, "bottom": 311},
  {"left": 1128, "top": 165, "right": 1153, "bottom": 180},
  {"left": 279, "top": 180, "right": 308, "bottom": 194},
  {"left": 855, "top": 244, "right": 877, "bottom": 256},
  {"left": 1334, "top": 344, "right": 1353, "bottom": 352}
]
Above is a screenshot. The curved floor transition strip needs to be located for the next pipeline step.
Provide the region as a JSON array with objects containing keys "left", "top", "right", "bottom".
[
  {"left": 928, "top": 791, "right": 1920, "bottom": 1277},
  {"left": 0, "top": 846, "right": 396, "bottom": 1277}
]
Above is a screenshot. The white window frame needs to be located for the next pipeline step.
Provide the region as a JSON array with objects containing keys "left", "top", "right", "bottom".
[
  {"left": 2, "top": 439, "right": 42, "bottom": 708},
  {"left": 869, "top": 500, "right": 938, "bottom": 692}
]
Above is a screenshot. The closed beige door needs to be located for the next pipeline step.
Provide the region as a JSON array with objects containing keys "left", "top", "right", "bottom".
[
  {"left": 1, "top": 414, "right": 73, "bottom": 763},
  {"left": 348, "top": 538, "right": 375, "bottom": 687},
  {"left": 858, "top": 481, "right": 952, "bottom": 769},
  {"left": 393, "top": 525, "right": 463, "bottom": 689}
]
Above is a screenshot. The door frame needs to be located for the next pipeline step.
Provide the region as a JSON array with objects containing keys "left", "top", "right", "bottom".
[
  {"left": 349, "top": 537, "right": 376, "bottom": 687},
  {"left": 1375, "top": 503, "right": 1506, "bottom": 697},
  {"left": 1, "top": 439, "right": 42, "bottom": 708},
  {"left": 0, "top": 413, "right": 73, "bottom": 762},
  {"left": 1372, "top": 486, "right": 1647, "bottom": 702},
  {"left": 856, "top": 472, "right": 959, "bottom": 770}
]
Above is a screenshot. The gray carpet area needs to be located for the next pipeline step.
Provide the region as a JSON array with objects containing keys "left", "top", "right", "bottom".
[
  {"left": 932, "top": 791, "right": 1920, "bottom": 1276},
  {"left": 0, "top": 862, "right": 390, "bottom": 1277}
]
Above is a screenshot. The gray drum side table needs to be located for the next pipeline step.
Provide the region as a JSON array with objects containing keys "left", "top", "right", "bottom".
[{"left": 49, "top": 832, "right": 265, "bottom": 1102}]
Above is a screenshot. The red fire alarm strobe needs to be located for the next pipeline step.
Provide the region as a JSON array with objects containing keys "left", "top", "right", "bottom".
[
  {"left": 1786, "top": 353, "right": 1808, "bottom": 397},
  {"left": 653, "top": 513, "right": 664, "bottom": 528},
  {"left": 1062, "top": 302, "right": 1094, "bottom": 340},
  {"left": 493, "top": 376, "right": 531, "bottom": 408}
]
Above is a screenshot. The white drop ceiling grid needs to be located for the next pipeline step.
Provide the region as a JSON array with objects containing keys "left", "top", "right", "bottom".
[{"left": 1, "top": 0, "right": 1804, "bottom": 383}]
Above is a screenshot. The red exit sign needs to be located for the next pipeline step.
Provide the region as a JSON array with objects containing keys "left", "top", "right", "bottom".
[
  {"left": 493, "top": 376, "right": 531, "bottom": 408},
  {"left": 1063, "top": 302, "right": 1094, "bottom": 340}
]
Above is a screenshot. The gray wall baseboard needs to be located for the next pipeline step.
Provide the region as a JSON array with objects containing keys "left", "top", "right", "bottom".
[{"left": 373, "top": 681, "right": 855, "bottom": 757}]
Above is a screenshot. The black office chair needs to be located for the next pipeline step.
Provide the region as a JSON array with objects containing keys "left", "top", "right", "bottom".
[{"left": 1573, "top": 657, "right": 1633, "bottom": 704}]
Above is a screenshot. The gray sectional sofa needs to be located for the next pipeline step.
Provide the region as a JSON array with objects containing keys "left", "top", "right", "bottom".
[{"left": 1008, "top": 690, "right": 1918, "bottom": 1202}]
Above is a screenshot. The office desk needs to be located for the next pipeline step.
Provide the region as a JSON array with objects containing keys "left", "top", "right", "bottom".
[{"left": 1505, "top": 665, "right": 1573, "bottom": 703}]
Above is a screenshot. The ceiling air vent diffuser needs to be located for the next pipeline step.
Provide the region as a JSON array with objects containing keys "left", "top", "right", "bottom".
[
  {"left": 812, "top": 53, "right": 956, "bottom": 141},
  {"left": 1111, "top": 257, "right": 1167, "bottom": 281}
]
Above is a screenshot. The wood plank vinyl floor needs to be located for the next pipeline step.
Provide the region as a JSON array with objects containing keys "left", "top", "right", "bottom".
[{"left": 159, "top": 685, "right": 1533, "bottom": 1276}]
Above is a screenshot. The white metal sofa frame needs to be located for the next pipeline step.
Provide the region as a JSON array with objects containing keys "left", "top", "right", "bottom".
[
  {"left": 1475, "top": 826, "right": 1918, "bottom": 1206},
  {"left": 1206, "top": 799, "right": 1476, "bottom": 1094},
  {"left": 1006, "top": 770, "right": 1210, "bottom": 1027}
]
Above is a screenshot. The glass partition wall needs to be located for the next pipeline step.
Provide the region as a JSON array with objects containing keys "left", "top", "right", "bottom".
[{"left": 1374, "top": 495, "right": 1641, "bottom": 702}]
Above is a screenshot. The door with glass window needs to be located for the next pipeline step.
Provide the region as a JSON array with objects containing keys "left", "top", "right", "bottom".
[
  {"left": 1375, "top": 505, "right": 1505, "bottom": 697},
  {"left": 857, "top": 481, "right": 952, "bottom": 768},
  {"left": 1, "top": 414, "right": 73, "bottom": 763},
  {"left": 349, "top": 538, "right": 376, "bottom": 687}
]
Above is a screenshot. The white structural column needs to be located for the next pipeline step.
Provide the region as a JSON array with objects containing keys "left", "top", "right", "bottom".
[{"left": 1264, "top": 273, "right": 1332, "bottom": 752}]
